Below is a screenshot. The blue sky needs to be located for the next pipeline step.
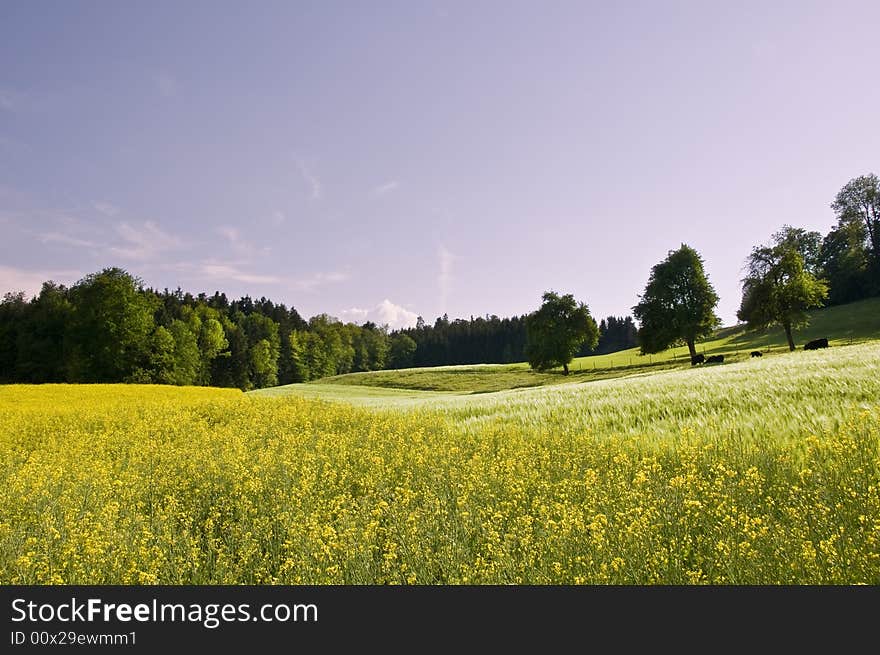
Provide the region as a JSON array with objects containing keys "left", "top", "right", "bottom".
[{"left": 1, "top": 1, "right": 878, "bottom": 328}]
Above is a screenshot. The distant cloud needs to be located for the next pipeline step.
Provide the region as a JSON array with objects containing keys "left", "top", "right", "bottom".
[
  {"left": 197, "top": 262, "right": 281, "bottom": 285},
  {"left": 93, "top": 201, "right": 120, "bottom": 217},
  {"left": 152, "top": 72, "right": 178, "bottom": 97},
  {"left": 341, "top": 307, "right": 370, "bottom": 322},
  {"left": 438, "top": 244, "right": 457, "bottom": 313},
  {"left": 39, "top": 232, "right": 99, "bottom": 249},
  {"left": 372, "top": 180, "right": 399, "bottom": 197},
  {"left": 342, "top": 299, "right": 418, "bottom": 329},
  {"left": 296, "top": 159, "right": 322, "bottom": 200},
  {"left": 292, "top": 271, "right": 349, "bottom": 292},
  {"left": 350, "top": 298, "right": 419, "bottom": 330},
  {"left": 270, "top": 210, "right": 286, "bottom": 225},
  {"left": 217, "top": 225, "right": 268, "bottom": 257},
  {"left": 110, "top": 221, "right": 181, "bottom": 261},
  {"left": 192, "top": 261, "right": 346, "bottom": 290},
  {"left": 0, "top": 265, "right": 81, "bottom": 298}
]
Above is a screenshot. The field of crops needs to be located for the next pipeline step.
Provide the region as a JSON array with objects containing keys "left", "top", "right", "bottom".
[{"left": 2, "top": 343, "right": 879, "bottom": 584}]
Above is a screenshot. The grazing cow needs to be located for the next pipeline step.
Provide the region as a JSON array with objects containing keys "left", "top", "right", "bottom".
[
  {"left": 804, "top": 338, "right": 829, "bottom": 351},
  {"left": 750, "top": 351, "right": 763, "bottom": 358},
  {"left": 706, "top": 354, "right": 725, "bottom": 364},
  {"left": 690, "top": 354, "right": 705, "bottom": 366}
]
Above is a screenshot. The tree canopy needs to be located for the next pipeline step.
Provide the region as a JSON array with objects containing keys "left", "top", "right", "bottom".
[
  {"left": 831, "top": 173, "right": 880, "bottom": 264},
  {"left": 632, "top": 244, "right": 719, "bottom": 358},
  {"left": 737, "top": 235, "right": 829, "bottom": 351},
  {"left": 524, "top": 291, "right": 598, "bottom": 375}
]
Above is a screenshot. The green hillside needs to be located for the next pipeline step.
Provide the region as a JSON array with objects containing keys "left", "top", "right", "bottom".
[{"left": 255, "top": 297, "right": 880, "bottom": 396}]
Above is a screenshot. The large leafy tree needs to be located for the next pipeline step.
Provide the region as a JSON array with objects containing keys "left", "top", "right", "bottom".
[
  {"left": 65, "top": 268, "right": 158, "bottom": 382},
  {"left": 737, "top": 236, "right": 828, "bottom": 351},
  {"left": 525, "top": 291, "right": 598, "bottom": 375},
  {"left": 632, "top": 244, "right": 720, "bottom": 358}
]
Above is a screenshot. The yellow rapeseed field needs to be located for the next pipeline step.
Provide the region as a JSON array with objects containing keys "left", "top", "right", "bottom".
[{"left": 1, "top": 344, "right": 879, "bottom": 584}]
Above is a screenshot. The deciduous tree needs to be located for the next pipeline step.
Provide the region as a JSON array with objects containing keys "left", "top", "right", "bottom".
[
  {"left": 525, "top": 291, "right": 598, "bottom": 375},
  {"left": 632, "top": 245, "right": 720, "bottom": 358},
  {"left": 737, "top": 235, "right": 828, "bottom": 351}
]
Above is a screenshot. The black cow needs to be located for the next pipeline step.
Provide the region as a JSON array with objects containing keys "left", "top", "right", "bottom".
[
  {"left": 750, "top": 351, "right": 763, "bottom": 358},
  {"left": 706, "top": 354, "right": 725, "bottom": 364},
  {"left": 690, "top": 354, "right": 705, "bottom": 366},
  {"left": 804, "top": 338, "right": 829, "bottom": 351}
]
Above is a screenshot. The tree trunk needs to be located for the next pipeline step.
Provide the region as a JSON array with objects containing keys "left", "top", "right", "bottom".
[
  {"left": 563, "top": 362, "right": 569, "bottom": 375},
  {"left": 783, "top": 321, "right": 795, "bottom": 351},
  {"left": 687, "top": 339, "right": 697, "bottom": 358}
]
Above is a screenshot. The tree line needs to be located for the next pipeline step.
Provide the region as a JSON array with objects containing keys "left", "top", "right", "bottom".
[{"left": 0, "top": 272, "right": 637, "bottom": 388}]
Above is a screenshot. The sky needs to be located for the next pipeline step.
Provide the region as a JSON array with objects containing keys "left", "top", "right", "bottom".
[{"left": 1, "top": 1, "right": 878, "bottom": 328}]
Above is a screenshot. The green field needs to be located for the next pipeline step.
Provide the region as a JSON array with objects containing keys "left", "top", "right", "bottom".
[{"left": 258, "top": 297, "right": 880, "bottom": 396}]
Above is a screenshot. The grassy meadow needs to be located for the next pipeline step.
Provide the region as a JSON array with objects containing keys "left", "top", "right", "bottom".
[
  {"left": 2, "top": 338, "right": 879, "bottom": 584},
  {"left": 302, "top": 297, "right": 880, "bottom": 394}
]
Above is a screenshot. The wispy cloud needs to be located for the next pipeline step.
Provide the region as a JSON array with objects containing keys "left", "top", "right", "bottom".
[
  {"left": 217, "top": 225, "right": 268, "bottom": 257},
  {"left": 193, "top": 261, "right": 346, "bottom": 290},
  {"left": 0, "top": 265, "right": 82, "bottom": 298},
  {"left": 270, "top": 210, "right": 286, "bottom": 226},
  {"left": 292, "top": 270, "right": 349, "bottom": 292},
  {"left": 39, "top": 232, "right": 99, "bottom": 249},
  {"left": 296, "top": 159, "right": 322, "bottom": 200},
  {"left": 197, "top": 261, "right": 282, "bottom": 285},
  {"left": 152, "top": 72, "right": 178, "bottom": 97},
  {"left": 438, "top": 244, "right": 457, "bottom": 313},
  {"left": 342, "top": 299, "right": 418, "bottom": 329},
  {"left": 372, "top": 180, "right": 399, "bottom": 197},
  {"left": 341, "top": 307, "right": 370, "bottom": 322},
  {"left": 110, "top": 221, "right": 182, "bottom": 261}
]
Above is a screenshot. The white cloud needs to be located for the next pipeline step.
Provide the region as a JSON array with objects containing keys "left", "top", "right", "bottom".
[
  {"left": 0, "top": 265, "right": 81, "bottom": 298},
  {"left": 340, "top": 307, "right": 370, "bottom": 322},
  {"left": 373, "top": 299, "right": 418, "bottom": 329},
  {"left": 197, "top": 262, "right": 282, "bottom": 285},
  {"left": 438, "top": 244, "right": 457, "bottom": 313},
  {"left": 218, "top": 225, "right": 266, "bottom": 256},
  {"left": 341, "top": 299, "right": 418, "bottom": 330},
  {"left": 39, "top": 232, "right": 99, "bottom": 249},
  {"left": 296, "top": 159, "right": 322, "bottom": 200},
  {"left": 152, "top": 72, "right": 178, "bottom": 97},
  {"left": 110, "top": 221, "right": 181, "bottom": 261},
  {"left": 292, "top": 271, "right": 349, "bottom": 292},
  {"left": 372, "top": 180, "right": 399, "bottom": 197}
]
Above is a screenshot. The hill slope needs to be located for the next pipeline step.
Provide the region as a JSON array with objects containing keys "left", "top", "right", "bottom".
[{"left": 254, "top": 297, "right": 880, "bottom": 396}]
